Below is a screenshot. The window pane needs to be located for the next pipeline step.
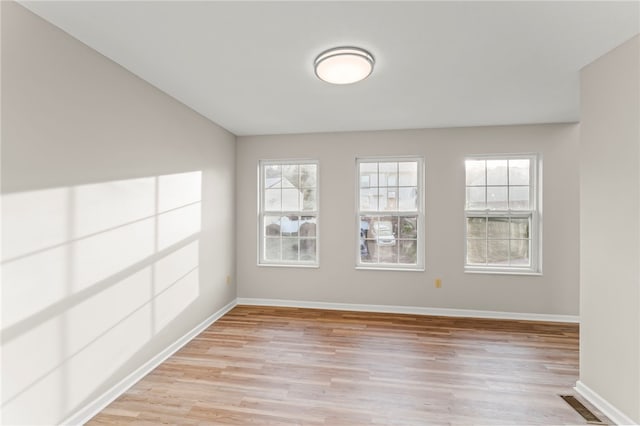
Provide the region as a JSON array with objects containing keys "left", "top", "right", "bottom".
[
  {"left": 467, "top": 240, "right": 486, "bottom": 264},
  {"left": 302, "top": 189, "right": 316, "bottom": 211},
  {"left": 264, "top": 238, "right": 280, "bottom": 260},
  {"left": 510, "top": 240, "right": 530, "bottom": 265},
  {"left": 282, "top": 188, "right": 299, "bottom": 211},
  {"left": 264, "top": 215, "right": 281, "bottom": 236},
  {"left": 487, "top": 186, "right": 508, "bottom": 210},
  {"left": 300, "top": 238, "right": 316, "bottom": 261},
  {"left": 360, "top": 249, "right": 374, "bottom": 263},
  {"left": 399, "top": 162, "right": 418, "bottom": 186},
  {"left": 399, "top": 240, "right": 417, "bottom": 264},
  {"left": 360, "top": 187, "right": 378, "bottom": 210},
  {"left": 487, "top": 240, "right": 509, "bottom": 265},
  {"left": 509, "top": 186, "right": 530, "bottom": 210},
  {"left": 360, "top": 216, "right": 375, "bottom": 239},
  {"left": 300, "top": 216, "right": 317, "bottom": 237},
  {"left": 280, "top": 215, "right": 300, "bottom": 236},
  {"left": 399, "top": 216, "right": 417, "bottom": 238},
  {"left": 510, "top": 218, "right": 529, "bottom": 239},
  {"left": 300, "top": 164, "right": 317, "bottom": 188},
  {"left": 282, "top": 238, "right": 299, "bottom": 261},
  {"left": 264, "top": 165, "right": 281, "bottom": 186},
  {"left": 360, "top": 163, "right": 378, "bottom": 187},
  {"left": 379, "top": 162, "right": 398, "bottom": 187},
  {"left": 509, "top": 159, "right": 530, "bottom": 185},
  {"left": 359, "top": 216, "right": 375, "bottom": 262},
  {"left": 466, "top": 217, "right": 486, "bottom": 239},
  {"left": 465, "top": 160, "right": 485, "bottom": 186},
  {"left": 487, "top": 160, "right": 508, "bottom": 185},
  {"left": 264, "top": 188, "right": 281, "bottom": 211},
  {"left": 487, "top": 217, "right": 509, "bottom": 238},
  {"left": 371, "top": 216, "right": 397, "bottom": 254},
  {"left": 282, "top": 165, "right": 299, "bottom": 188},
  {"left": 398, "top": 187, "right": 418, "bottom": 211},
  {"left": 379, "top": 188, "right": 396, "bottom": 211},
  {"left": 466, "top": 187, "right": 486, "bottom": 209},
  {"left": 378, "top": 244, "right": 398, "bottom": 264}
]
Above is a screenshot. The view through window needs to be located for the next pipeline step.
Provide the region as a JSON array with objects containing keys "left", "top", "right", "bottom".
[
  {"left": 465, "top": 155, "right": 539, "bottom": 272},
  {"left": 259, "top": 160, "right": 318, "bottom": 266},
  {"left": 357, "top": 157, "right": 424, "bottom": 270}
]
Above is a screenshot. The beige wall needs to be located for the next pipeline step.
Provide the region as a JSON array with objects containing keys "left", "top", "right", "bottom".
[
  {"left": 1, "top": 3, "right": 236, "bottom": 424},
  {"left": 580, "top": 35, "right": 640, "bottom": 423},
  {"left": 237, "top": 123, "right": 580, "bottom": 316}
]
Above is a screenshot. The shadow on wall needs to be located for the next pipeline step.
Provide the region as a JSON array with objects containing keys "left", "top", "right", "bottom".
[{"left": 1, "top": 170, "right": 204, "bottom": 424}]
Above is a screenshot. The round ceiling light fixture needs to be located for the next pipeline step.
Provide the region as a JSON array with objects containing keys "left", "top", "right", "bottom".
[{"left": 314, "top": 46, "right": 375, "bottom": 85}]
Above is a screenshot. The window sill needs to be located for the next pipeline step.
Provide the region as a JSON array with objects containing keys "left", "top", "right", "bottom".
[
  {"left": 356, "top": 266, "right": 425, "bottom": 272},
  {"left": 465, "top": 268, "right": 542, "bottom": 277},
  {"left": 258, "top": 263, "right": 319, "bottom": 269}
]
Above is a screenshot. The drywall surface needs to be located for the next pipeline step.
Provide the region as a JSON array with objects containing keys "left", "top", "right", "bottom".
[
  {"left": 580, "top": 34, "right": 640, "bottom": 423},
  {"left": 237, "top": 123, "right": 579, "bottom": 316},
  {"left": 1, "top": 3, "right": 236, "bottom": 424}
]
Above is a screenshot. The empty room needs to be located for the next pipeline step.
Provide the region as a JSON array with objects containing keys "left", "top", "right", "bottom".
[{"left": 1, "top": 1, "right": 639, "bottom": 425}]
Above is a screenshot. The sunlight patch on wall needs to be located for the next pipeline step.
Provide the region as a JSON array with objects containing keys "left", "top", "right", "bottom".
[
  {"left": 72, "top": 217, "right": 155, "bottom": 293},
  {"left": 2, "top": 244, "right": 68, "bottom": 328},
  {"left": 154, "top": 267, "right": 200, "bottom": 332},
  {"left": 154, "top": 240, "right": 200, "bottom": 295},
  {"left": 1, "top": 170, "right": 204, "bottom": 423},
  {"left": 159, "top": 171, "right": 202, "bottom": 213},
  {"left": 158, "top": 203, "right": 201, "bottom": 251},
  {"left": 1, "top": 314, "right": 64, "bottom": 407},
  {"left": 1, "top": 187, "right": 70, "bottom": 260},
  {"left": 74, "top": 177, "right": 156, "bottom": 238}
]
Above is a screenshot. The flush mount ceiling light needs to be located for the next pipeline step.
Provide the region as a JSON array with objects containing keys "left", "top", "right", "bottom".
[{"left": 314, "top": 46, "right": 375, "bottom": 85}]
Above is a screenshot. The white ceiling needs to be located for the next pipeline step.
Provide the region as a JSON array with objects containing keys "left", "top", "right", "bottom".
[{"left": 20, "top": 1, "right": 640, "bottom": 136}]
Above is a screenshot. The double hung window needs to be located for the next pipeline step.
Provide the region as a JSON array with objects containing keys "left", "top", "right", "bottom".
[
  {"left": 357, "top": 157, "right": 424, "bottom": 270},
  {"left": 259, "top": 160, "right": 318, "bottom": 266},
  {"left": 465, "top": 154, "right": 540, "bottom": 273}
]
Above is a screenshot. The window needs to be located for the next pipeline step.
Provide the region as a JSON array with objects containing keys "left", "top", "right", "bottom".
[
  {"left": 259, "top": 160, "right": 318, "bottom": 266},
  {"left": 464, "top": 154, "right": 540, "bottom": 273},
  {"left": 357, "top": 157, "right": 424, "bottom": 270}
]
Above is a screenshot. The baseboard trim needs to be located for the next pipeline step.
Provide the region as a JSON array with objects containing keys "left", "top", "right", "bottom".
[
  {"left": 236, "top": 298, "right": 579, "bottom": 323},
  {"left": 61, "top": 298, "right": 238, "bottom": 426},
  {"left": 575, "top": 381, "right": 638, "bottom": 425}
]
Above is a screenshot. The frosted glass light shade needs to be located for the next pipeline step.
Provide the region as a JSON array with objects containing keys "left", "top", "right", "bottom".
[{"left": 314, "top": 47, "right": 374, "bottom": 85}]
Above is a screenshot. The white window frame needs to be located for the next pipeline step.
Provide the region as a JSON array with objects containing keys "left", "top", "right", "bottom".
[
  {"left": 464, "top": 153, "right": 542, "bottom": 275},
  {"left": 356, "top": 156, "right": 425, "bottom": 271},
  {"left": 258, "top": 159, "right": 319, "bottom": 267}
]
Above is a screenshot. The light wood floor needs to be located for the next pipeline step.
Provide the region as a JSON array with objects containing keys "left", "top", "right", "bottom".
[{"left": 89, "top": 305, "right": 603, "bottom": 425}]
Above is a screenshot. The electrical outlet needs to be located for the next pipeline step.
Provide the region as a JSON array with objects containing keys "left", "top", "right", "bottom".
[
  {"left": 435, "top": 278, "right": 442, "bottom": 288},
  {"left": 226, "top": 275, "right": 232, "bottom": 285}
]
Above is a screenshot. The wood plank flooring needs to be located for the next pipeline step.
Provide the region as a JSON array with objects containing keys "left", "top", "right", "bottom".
[{"left": 88, "top": 305, "right": 602, "bottom": 425}]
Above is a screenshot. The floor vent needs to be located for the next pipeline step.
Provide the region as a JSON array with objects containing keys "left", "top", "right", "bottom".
[{"left": 560, "top": 395, "right": 605, "bottom": 424}]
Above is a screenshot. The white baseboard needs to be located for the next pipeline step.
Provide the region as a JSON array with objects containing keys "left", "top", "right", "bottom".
[
  {"left": 575, "top": 380, "right": 638, "bottom": 425},
  {"left": 61, "top": 299, "right": 238, "bottom": 426},
  {"left": 236, "top": 297, "right": 579, "bottom": 323}
]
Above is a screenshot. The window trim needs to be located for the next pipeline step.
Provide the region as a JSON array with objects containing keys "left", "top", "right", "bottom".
[
  {"left": 257, "top": 159, "right": 320, "bottom": 268},
  {"left": 355, "top": 156, "right": 425, "bottom": 271},
  {"left": 463, "top": 153, "right": 542, "bottom": 275}
]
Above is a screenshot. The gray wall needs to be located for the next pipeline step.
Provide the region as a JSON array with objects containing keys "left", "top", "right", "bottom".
[
  {"left": 1, "top": 3, "right": 236, "bottom": 424},
  {"left": 237, "top": 124, "right": 580, "bottom": 315},
  {"left": 580, "top": 34, "right": 640, "bottom": 423}
]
